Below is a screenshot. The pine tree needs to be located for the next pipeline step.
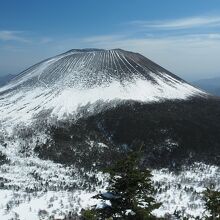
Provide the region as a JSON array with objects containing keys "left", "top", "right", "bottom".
[
  {"left": 203, "top": 188, "right": 220, "bottom": 220},
  {"left": 82, "top": 152, "right": 161, "bottom": 220}
]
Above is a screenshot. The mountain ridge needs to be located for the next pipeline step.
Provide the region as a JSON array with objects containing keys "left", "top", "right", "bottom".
[{"left": 0, "top": 49, "right": 206, "bottom": 128}]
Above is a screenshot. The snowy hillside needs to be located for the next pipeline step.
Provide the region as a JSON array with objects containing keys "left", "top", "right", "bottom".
[
  {"left": 0, "top": 49, "right": 218, "bottom": 220},
  {"left": 0, "top": 49, "right": 205, "bottom": 127},
  {"left": 0, "top": 124, "right": 219, "bottom": 220}
]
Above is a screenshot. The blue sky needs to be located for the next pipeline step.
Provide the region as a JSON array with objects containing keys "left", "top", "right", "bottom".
[{"left": 1, "top": 0, "right": 220, "bottom": 80}]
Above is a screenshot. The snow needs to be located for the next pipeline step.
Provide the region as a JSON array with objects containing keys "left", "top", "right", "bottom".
[
  {"left": 0, "top": 77, "right": 205, "bottom": 130},
  {"left": 0, "top": 133, "right": 108, "bottom": 219},
  {"left": 0, "top": 49, "right": 206, "bottom": 129},
  {"left": 0, "top": 49, "right": 213, "bottom": 219},
  {"left": 152, "top": 163, "right": 220, "bottom": 219},
  {"left": 0, "top": 189, "right": 102, "bottom": 220},
  {"left": 0, "top": 132, "right": 219, "bottom": 219},
  {"left": 125, "top": 209, "right": 136, "bottom": 216}
]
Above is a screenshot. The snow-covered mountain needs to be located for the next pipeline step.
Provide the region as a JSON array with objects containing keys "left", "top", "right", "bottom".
[
  {"left": 0, "top": 49, "right": 205, "bottom": 127},
  {"left": 0, "top": 49, "right": 219, "bottom": 220}
]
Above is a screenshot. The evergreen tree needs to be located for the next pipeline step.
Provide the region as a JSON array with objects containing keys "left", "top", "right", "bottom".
[
  {"left": 203, "top": 188, "right": 220, "bottom": 220},
  {"left": 82, "top": 152, "right": 161, "bottom": 220},
  {"left": 81, "top": 209, "right": 100, "bottom": 220}
]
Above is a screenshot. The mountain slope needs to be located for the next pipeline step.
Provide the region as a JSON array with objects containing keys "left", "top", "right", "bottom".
[
  {"left": 0, "top": 49, "right": 205, "bottom": 127},
  {"left": 35, "top": 97, "right": 220, "bottom": 169},
  {"left": 0, "top": 49, "right": 219, "bottom": 220}
]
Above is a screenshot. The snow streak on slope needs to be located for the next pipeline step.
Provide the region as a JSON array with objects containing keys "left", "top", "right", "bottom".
[{"left": 0, "top": 49, "right": 205, "bottom": 127}]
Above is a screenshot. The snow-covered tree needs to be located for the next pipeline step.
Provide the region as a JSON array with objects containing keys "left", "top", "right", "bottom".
[
  {"left": 203, "top": 188, "right": 220, "bottom": 219},
  {"left": 82, "top": 152, "right": 161, "bottom": 220}
]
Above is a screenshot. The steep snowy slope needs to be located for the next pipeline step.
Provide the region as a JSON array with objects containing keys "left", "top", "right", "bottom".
[{"left": 0, "top": 49, "right": 205, "bottom": 126}]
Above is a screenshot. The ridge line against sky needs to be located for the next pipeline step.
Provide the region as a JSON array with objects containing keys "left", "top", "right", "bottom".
[{"left": 0, "top": 0, "right": 220, "bottom": 81}]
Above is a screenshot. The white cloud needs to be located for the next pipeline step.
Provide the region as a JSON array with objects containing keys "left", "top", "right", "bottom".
[
  {"left": 84, "top": 34, "right": 126, "bottom": 43},
  {"left": 39, "top": 37, "right": 53, "bottom": 44},
  {"left": 131, "top": 16, "right": 220, "bottom": 30},
  {"left": 0, "top": 30, "right": 31, "bottom": 43},
  {"left": 0, "top": 31, "right": 53, "bottom": 44}
]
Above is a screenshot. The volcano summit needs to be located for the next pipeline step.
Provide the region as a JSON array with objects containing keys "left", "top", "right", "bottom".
[{"left": 0, "top": 49, "right": 205, "bottom": 125}]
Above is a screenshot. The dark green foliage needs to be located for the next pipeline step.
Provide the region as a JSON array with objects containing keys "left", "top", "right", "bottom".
[
  {"left": 88, "top": 97, "right": 220, "bottom": 169},
  {"left": 203, "top": 188, "right": 220, "bottom": 219},
  {"left": 84, "top": 153, "right": 161, "bottom": 220},
  {"left": 81, "top": 209, "right": 100, "bottom": 220},
  {"left": 35, "top": 97, "right": 220, "bottom": 171},
  {"left": 34, "top": 119, "right": 124, "bottom": 172},
  {"left": 0, "top": 151, "right": 9, "bottom": 165}
]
